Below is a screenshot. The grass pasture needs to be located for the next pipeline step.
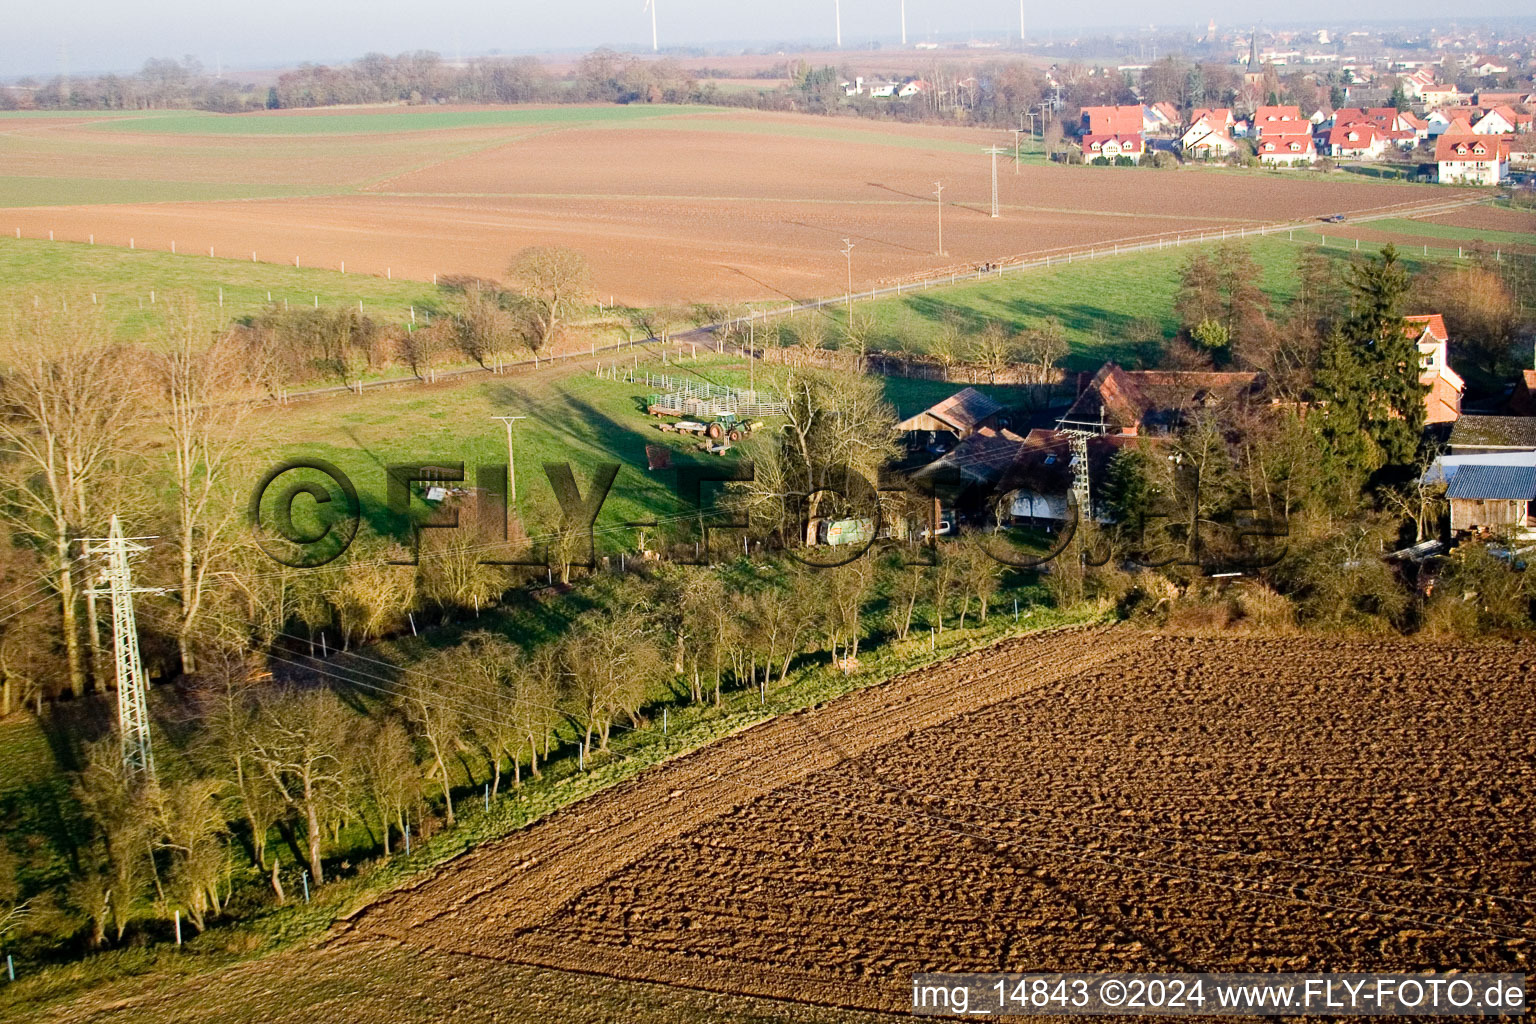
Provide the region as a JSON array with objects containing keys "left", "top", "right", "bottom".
[{"left": 0, "top": 237, "right": 441, "bottom": 342}]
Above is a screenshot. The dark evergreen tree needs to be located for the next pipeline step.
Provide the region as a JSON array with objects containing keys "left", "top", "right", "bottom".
[{"left": 1314, "top": 245, "right": 1423, "bottom": 493}]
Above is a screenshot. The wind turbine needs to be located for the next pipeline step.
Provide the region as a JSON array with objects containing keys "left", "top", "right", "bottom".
[
  {"left": 835, "top": 0, "right": 842, "bottom": 48},
  {"left": 1019, "top": 0, "right": 1026, "bottom": 42},
  {"left": 901, "top": 0, "right": 907, "bottom": 46},
  {"left": 643, "top": 0, "right": 658, "bottom": 53}
]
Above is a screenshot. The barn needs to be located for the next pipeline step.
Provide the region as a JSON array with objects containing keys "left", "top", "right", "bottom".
[
  {"left": 896, "top": 387, "right": 1004, "bottom": 450},
  {"left": 1446, "top": 465, "right": 1536, "bottom": 535}
]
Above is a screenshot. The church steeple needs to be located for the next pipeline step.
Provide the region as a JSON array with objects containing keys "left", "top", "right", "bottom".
[{"left": 1248, "top": 28, "right": 1258, "bottom": 70}]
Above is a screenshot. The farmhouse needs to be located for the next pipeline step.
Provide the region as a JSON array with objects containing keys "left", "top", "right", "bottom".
[
  {"left": 1435, "top": 134, "right": 1509, "bottom": 185},
  {"left": 1259, "top": 132, "right": 1317, "bottom": 165},
  {"left": 1059, "top": 363, "right": 1265, "bottom": 437},
  {"left": 909, "top": 425, "right": 1031, "bottom": 489},
  {"left": 1000, "top": 430, "right": 1138, "bottom": 525},
  {"left": 1406, "top": 313, "right": 1464, "bottom": 425},
  {"left": 896, "top": 387, "right": 1004, "bottom": 448}
]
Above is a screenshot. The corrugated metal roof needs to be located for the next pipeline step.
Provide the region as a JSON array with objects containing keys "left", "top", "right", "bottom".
[{"left": 1446, "top": 464, "right": 1536, "bottom": 501}]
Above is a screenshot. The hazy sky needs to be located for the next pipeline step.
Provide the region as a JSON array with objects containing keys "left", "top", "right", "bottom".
[{"left": 0, "top": 1, "right": 1513, "bottom": 77}]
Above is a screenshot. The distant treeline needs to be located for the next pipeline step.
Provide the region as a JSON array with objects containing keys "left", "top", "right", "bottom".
[{"left": 2, "top": 46, "right": 1369, "bottom": 133}]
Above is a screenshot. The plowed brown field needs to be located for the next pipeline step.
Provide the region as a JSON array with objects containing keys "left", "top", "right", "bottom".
[
  {"left": 0, "top": 107, "right": 1477, "bottom": 304},
  {"left": 37, "top": 627, "right": 1536, "bottom": 1023}
]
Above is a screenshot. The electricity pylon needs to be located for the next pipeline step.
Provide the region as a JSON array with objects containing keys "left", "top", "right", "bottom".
[
  {"left": 85, "top": 516, "right": 157, "bottom": 781},
  {"left": 984, "top": 147, "right": 1006, "bottom": 217}
]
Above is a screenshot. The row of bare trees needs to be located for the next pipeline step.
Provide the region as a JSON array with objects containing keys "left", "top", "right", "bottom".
[
  {"left": 240, "top": 247, "right": 594, "bottom": 394},
  {"left": 0, "top": 250, "right": 594, "bottom": 704},
  {"left": 50, "top": 529, "right": 1011, "bottom": 950}
]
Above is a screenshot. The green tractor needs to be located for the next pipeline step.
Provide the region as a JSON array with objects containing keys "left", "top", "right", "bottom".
[{"left": 705, "top": 412, "right": 757, "bottom": 442}]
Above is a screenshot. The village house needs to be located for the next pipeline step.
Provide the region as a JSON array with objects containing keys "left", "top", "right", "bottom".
[
  {"left": 1328, "top": 123, "right": 1387, "bottom": 160},
  {"left": 1407, "top": 314, "right": 1464, "bottom": 425},
  {"left": 1080, "top": 104, "right": 1146, "bottom": 136},
  {"left": 1509, "top": 134, "right": 1536, "bottom": 171},
  {"left": 1435, "top": 133, "right": 1510, "bottom": 185},
  {"left": 1506, "top": 370, "right": 1536, "bottom": 416},
  {"left": 1250, "top": 104, "right": 1308, "bottom": 138},
  {"left": 1474, "top": 91, "right": 1536, "bottom": 108},
  {"left": 1188, "top": 107, "right": 1235, "bottom": 132},
  {"left": 1079, "top": 104, "right": 1146, "bottom": 162},
  {"left": 1400, "top": 68, "right": 1439, "bottom": 101},
  {"left": 1183, "top": 127, "right": 1239, "bottom": 159},
  {"left": 1082, "top": 134, "right": 1144, "bottom": 163},
  {"left": 1259, "top": 132, "right": 1318, "bottom": 166},
  {"left": 1149, "top": 102, "right": 1181, "bottom": 132},
  {"left": 1473, "top": 106, "right": 1530, "bottom": 135},
  {"left": 1420, "top": 85, "right": 1465, "bottom": 109},
  {"left": 1466, "top": 56, "right": 1511, "bottom": 77},
  {"left": 1425, "top": 108, "right": 1477, "bottom": 137}
]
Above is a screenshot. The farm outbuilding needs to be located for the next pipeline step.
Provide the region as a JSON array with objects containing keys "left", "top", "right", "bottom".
[
  {"left": 1446, "top": 464, "right": 1536, "bottom": 535},
  {"left": 896, "top": 387, "right": 1004, "bottom": 444}
]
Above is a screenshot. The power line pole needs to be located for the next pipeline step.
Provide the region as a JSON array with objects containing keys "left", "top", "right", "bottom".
[
  {"left": 985, "top": 146, "right": 1006, "bottom": 217},
  {"left": 840, "top": 238, "right": 855, "bottom": 312},
  {"left": 84, "top": 516, "right": 157, "bottom": 781},
  {"left": 932, "top": 181, "right": 946, "bottom": 256},
  {"left": 1012, "top": 127, "right": 1024, "bottom": 172},
  {"left": 491, "top": 416, "right": 527, "bottom": 503}
]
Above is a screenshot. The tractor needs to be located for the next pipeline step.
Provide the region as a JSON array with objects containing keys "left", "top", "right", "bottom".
[
  {"left": 657, "top": 412, "right": 759, "bottom": 442},
  {"left": 704, "top": 412, "right": 757, "bottom": 442}
]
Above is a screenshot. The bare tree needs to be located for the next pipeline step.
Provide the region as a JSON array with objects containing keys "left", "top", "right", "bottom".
[
  {"left": 564, "top": 599, "right": 660, "bottom": 750},
  {"left": 0, "top": 304, "right": 139, "bottom": 695},
  {"left": 354, "top": 716, "right": 420, "bottom": 856},
  {"left": 971, "top": 320, "right": 1016, "bottom": 384},
  {"left": 399, "top": 651, "right": 468, "bottom": 826},
  {"left": 152, "top": 778, "right": 227, "bottom": 932},
  {"left": 247, "top": 688, "right": 353, "bottom": 884},
  {"left": 73, "top": 737, "right": 154, "bottom": 943},
  {"left": 507, "top": 246, "right": 591, "bottom": 353},
  {"left": 150, "top": 301, "right": 252, "bottom": 676}
]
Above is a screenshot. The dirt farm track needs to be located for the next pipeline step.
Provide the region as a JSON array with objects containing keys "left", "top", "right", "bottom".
[
  {"left": 0, "top": 106, "right": 1487, "bottom": 304},
  {"left": 33, "top": 626, "right": 1536, "bottom": 1023}
]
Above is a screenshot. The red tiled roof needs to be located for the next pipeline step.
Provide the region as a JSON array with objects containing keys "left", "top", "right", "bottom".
[
  {"left": 1189, "top": 106, "right": 1231, "bottom": 126},
  {"left": 1186, "top": 128, "right": 1236, "bottom": 149},
  {"left": 1081, "top": 105, "right": 1144, "bottom": 136},
  {"left": 1253, "top": 104, "right": 1302, "bottom": 122},
  {"left": 1081, "top": 133, "right": 1143, "bottom": 152},
  {"left": 1260, "top": 133, "right": 1315, "bottom": 154},
  {"left": 1436, "top": 133, "right": 1507, "bottom": 161},
  {"left": 1405, "top": 313, "right": 1448, "bottom": 342},
  {"left": 1329, "top": 124, "right": 1380, "bottom": 147}
]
